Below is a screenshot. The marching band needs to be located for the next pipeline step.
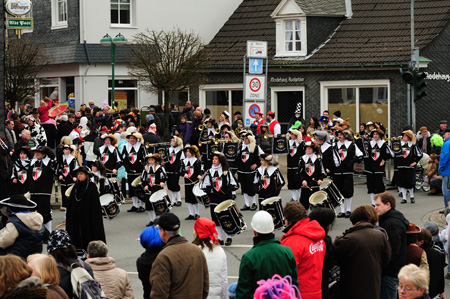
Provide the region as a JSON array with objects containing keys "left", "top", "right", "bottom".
[{"left": 1, "top": 107, "right": 427, "bottom": 248}]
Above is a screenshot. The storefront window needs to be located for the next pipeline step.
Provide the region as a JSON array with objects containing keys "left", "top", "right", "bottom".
[
  {"left": 206, "top": 90, "right": 228, "bottom": 119},
  {"left": 328, "top": 88, "right": 357, "bottom": 129},
  {"left": 108, "top": 80, "right": 138, "bottom": 110},
  {"left": 359, "top": 87, "right": 388, "bottom": 132}
]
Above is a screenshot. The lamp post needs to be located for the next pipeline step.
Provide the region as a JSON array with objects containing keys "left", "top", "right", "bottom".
[{"left": 100, "top": 33, "right": 127, "bottom": 110}]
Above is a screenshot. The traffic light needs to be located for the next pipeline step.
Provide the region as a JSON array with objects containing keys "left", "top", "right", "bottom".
[
  {"left": 402, "top": 70, "right": 414, "bottom": 85},
  {"left": 414, "top": 71, "right": 427, "bottom": 101}
]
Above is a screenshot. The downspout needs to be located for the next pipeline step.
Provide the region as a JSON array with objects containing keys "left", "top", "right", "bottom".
[{"left": 82, "top": 40, "right": 91, "bottom": 103}]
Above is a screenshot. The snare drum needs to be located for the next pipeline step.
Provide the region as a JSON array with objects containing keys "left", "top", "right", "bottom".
[
  {"left": 131, "top": 177, "right": 146, "bottom": 201},
  {"left": 214, "top": 200, "right": 247, "bottom": 235},
  {"left": 193, "top": 183, "right": 210, "bottom": 207},
  {"left": 309, "top": 191, "right": 335, "bottom": 211},
  {"left": 261, "top": 197, "right": 284, "bottom": 229},
  {"left": 319, "top": 178, "right": 344, "bottom": 207},
  {"left": 108, "top": 177, "right": 124, "bottom": 203},
  {"left": 150, "top": 190, "right": 172, "bottom": 215},
  {"left": 99, "top": 194, "right": 120, "bottom": 219}
]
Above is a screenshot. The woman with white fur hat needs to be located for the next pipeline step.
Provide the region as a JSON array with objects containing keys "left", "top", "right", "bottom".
[
  {"left": 165, "top": 136, "right": 185, "bottom": 207},
  {"left": 236, "top": 132, "right": 264, "bottom": 211},
  {"left": 394, "top": 130, "right": 423, "bottom": 204}
]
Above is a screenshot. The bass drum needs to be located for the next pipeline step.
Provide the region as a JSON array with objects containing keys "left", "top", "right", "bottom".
[
  {"left": 99, "top": 194, "right": 120, "bottom": 219},
  {"left": 193, "top": 182, "right": 210, "bottom": 207},
  {"left": 214, "top": 200, "right": 246, "bottom": 236},
  {"left": 150, "top": 189, "right": 172, "bottom": 215},
  {"left": 261, "top": 197, "right": 284, "bottom": 229}
]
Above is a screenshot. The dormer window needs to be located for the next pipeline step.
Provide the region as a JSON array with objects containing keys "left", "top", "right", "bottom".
[
  {"left": 284, "top": 20, "right": 302, "bottom": 52},
  {"left": 271, "top": 0, "right": 307, "bottom": 58}
]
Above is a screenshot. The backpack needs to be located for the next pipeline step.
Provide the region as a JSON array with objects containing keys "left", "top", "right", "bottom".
[{"left": 70, "top": 262, "right": 107, "bottom": 299}]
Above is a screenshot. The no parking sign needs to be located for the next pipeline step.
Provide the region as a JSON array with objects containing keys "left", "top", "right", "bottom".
[{"left": 244, "top": 102, "right": 263, "bottom": 127}]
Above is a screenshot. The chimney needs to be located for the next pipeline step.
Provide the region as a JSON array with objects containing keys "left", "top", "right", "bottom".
[{"left": 345, "top": 0, "right": 353, "bottom": 18}]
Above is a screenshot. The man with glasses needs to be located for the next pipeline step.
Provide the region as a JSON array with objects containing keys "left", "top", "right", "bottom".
[{"left": 150, "top": 213, "right": 209, "bottom": 298}]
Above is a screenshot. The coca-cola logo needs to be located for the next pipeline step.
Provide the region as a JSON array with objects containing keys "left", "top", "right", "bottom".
[{"left": 309, "top": 241, "right": 324, "bottom": 254}]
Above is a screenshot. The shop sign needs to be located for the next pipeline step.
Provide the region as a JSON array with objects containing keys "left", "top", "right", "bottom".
[{"left": 5, "top": 0, "right": 32, "bottom": 16}]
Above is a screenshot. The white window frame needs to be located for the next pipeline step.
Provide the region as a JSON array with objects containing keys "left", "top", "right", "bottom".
[
  {"left": 110, "top": 0, "right": 133, "bottom": 27},
  {"left": 199, "top": 84, "right": 243, "bottom": 114},
  {"left": 320, "top": 80, "right": 391, "bottom": 138},
  {"left": 51, "top": 0, "right": 68, "bottom": 30},
  {"left": 274, "top": 17, "right": 307, "bottom": 58},
  {"left": 270, "top": 86, "right": 306, "bottom": 119}
]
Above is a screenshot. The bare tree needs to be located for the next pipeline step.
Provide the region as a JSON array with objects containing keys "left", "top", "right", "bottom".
[
  {"left": 5, "top": 38, "right": 51, "bottom": 107},
  {"left": 128, "top": 28, "right": 210, "bottom": 140}
]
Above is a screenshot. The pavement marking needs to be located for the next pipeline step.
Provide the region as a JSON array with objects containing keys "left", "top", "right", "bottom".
[
  {"left": 126, "top": 272, "right": 240, "bottom": 280},
  {"left": 128, "top": 272, "right": 139, "bottom": 275},
  {"left": 225, "top": 245, "right": 253, "bottom": 248},
  {"left": 228, "top": 276, "right": 239, "bottom": 279}
]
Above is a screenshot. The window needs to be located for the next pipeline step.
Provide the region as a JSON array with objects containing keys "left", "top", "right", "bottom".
[
  {"left": 199, "top": 84, "right": 243, "bottom": 120},
  {"left": 285, "top": 20, "right": 301, "bottom": 52},
  {"left": 108, "top": 80, "right": 138, "bottom": 109},
  {"left": 321, "top": 80, "right": 390, "bottom": 136},
  {"left": 274, "top": 18, "right": 307, "bottom": 57},
  {"left": 51, "top": 0, "right": 67, "bottom": 29},
  {"left": 111, "top": 0, "right": 131, "bottom": 25}
]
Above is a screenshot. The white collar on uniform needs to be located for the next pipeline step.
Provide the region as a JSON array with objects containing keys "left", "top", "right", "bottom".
[
  {"left": 100, "top": 144, "right": 116, "bottom": 153},
  {"left": 183, "top": 156, "right": 197, "bottom": 165},
  {"left": 289, "top": 139, "right": 299, "bottom": 147},
  {"left": 401, "top": 141, "right": 412, "bottom": 147},
  {"left": 241, "top": 143, "right": 249, "bottom": 151},
  {"left": 370, "top": 139, "right": 385, "bottom": 148},
  {"left": 63, "top": 154, "right": 75, "bottom": 164},
  {"left": 31, "top": 156, "right": 51, "bottom": 166},
  {"left": 170, "top": 146, "right": 180, "bottom": 154},
  {"left": 125, "top": 142, "right": 141, "bottom": 153},
  {"left": 321, "top": 142, "right": 331, "bottom": 152},
  {"left": 302, "top": 154, "right": 317, "bottom": 163},
  {"left": 258, "top": 165, "right": 277, "bottom": 176},
  {"left": 337, "top": 140, "right": 352, "bottom": 148},
  {"left": 210, "top": 164, "right": 223, "bottom": 177}
]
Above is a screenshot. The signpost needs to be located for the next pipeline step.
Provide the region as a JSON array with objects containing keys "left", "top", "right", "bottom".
[
  {"left": 243, "top": 41, "right": 268, "bottom": 125},
  {"left": 5, "top": 0, "right": 33, "bottom": 39}
]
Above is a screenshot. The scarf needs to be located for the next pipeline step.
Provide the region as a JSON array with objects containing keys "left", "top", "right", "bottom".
[{"left": 194, "top": 217, "right": 218, "bottom": 243}]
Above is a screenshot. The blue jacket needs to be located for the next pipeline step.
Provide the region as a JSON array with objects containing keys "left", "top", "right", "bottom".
[{"left": 439, "top": 137, "right": 450, "bottom": 176}]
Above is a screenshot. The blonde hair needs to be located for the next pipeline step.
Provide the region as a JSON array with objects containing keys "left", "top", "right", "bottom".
[
  {"left": 398, "top": 264, "right": 429, "bottom": 293},
  {"left": 27, "top": 254, "right": 60, "bottom": 285},
  {"left": 0, "top": 254, "right": 33, "bottom": 294}
]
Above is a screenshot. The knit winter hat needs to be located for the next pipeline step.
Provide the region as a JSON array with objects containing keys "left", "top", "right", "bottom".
[{"left": 47, "top": 230, "right": 72, "bottom": 253}]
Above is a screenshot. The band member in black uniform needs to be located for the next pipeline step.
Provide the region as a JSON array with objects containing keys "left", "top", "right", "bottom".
[
  {"left": 91, "top": 160, "right": 110, "bottom": 195},
  {"left": 201, "top": 151, "right": 238, "bottom": 246},
  {"left": 122, "top": 132, "right": 147, "bottom": 213},
  {"left": 142, "top": 153, "right": 167, "bottom": 226},
  {"left": 236, "top": 132, "right": 264, "bottom": 211},
  {"left": 394, "top": 130, "right": 423, "bottom": 204},
  {"left": 313, "top": 130, "right": 340, "bottom": 178},
  {"left": 199, "top": 118, "right": 221, "bottom": 170},
  {"left": 28, "top": 146, "right": 56, "bottom": 233},
  {"left": 255, "top": 154, "right": 285, "bottom": 209},
  {"left": 286, "top": 128, "right": 304, "bottom": 202},
  {"left": 57, "top": 145, "right": 79, "bottom": 209},
  {"left": 182, "top": 145, "right": 203, "bottom": 220},
  {"left": 364, "top": 124, "right": 394, "bottom": 205},
  {"left": 223, "top": 131, "right": 240, "bottom": 199},
  {"left": 97, "top": 133, "right": 122, "bottom": 177},
  {"left": 165, "top": 136, "right": 184, "bottom": 207},
  {"left": 11, "top": 147, "right": 31, "bottom": 195},
  {"left": 298, "top": 142, "right": 326, "bottom": 211},
  {"left": 333, "top": 130, "right": 363, "bottom": 218}
]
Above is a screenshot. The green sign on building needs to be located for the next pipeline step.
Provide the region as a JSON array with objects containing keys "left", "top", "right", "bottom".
[{"left": 6, "top": 18, "right": 33, "bottom": 29}]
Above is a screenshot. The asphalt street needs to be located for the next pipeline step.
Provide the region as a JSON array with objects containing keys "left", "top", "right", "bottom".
[{"left": 49, "top": 176, "right": 450, "bottom": 299}]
